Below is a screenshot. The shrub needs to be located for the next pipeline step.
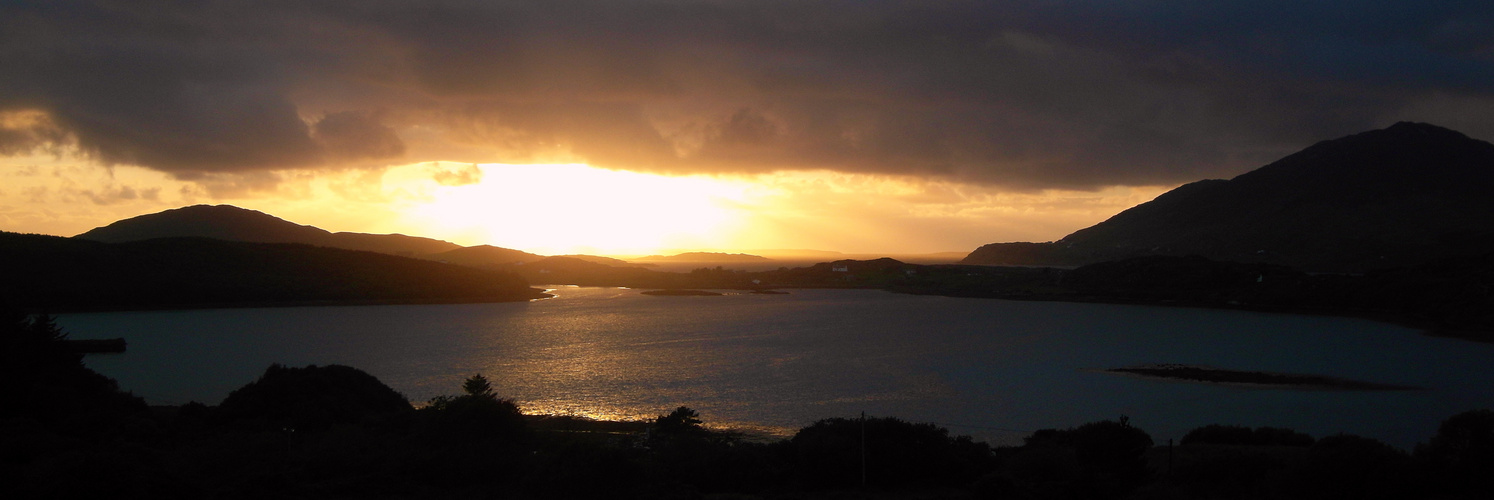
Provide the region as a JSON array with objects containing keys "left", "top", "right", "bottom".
[
  {"left": 1288, "top": 434, "right": 1415, "bottom": 500},
  {"left": 217, "top": 364, "right": 412, "bottom": 432},
  {"left": 1181, "top": 424, "right": 1314, "bottom": 447},
  {"left": 1416, "top": 409, "right": 1494, "bottom": 495},
  {"left": 790, "top": 416, "right": 993, "bottom": 490},
  {"left": 1014, "top": 419, "right": 1154, "bottom": 499}
]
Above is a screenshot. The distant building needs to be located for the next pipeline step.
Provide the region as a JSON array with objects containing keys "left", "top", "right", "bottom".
[{"left": 832, "top": 265, "right": 849, "bottom": 272}]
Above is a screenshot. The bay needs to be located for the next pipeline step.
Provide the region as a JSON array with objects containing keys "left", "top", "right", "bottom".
[{"left": 60, "top": 286, "right": 1494, "bottom": 448}]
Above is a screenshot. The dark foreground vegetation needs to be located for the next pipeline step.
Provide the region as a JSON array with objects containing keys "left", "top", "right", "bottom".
[{"left": 7, "top": 311, "right": 1494, "bottom": 499}]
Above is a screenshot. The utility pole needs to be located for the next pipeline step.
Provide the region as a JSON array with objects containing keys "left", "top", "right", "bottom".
[
  {"left": 860, "top": 411, "right": 867, "bottom": 488},
  {"left": 1167, "top": 438, "right": 1174, "bottom": 476}
]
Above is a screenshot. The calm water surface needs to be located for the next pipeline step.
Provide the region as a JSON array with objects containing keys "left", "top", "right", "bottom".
[{"left": 62, "top": 287, "right": 1494, "bottom": 447}]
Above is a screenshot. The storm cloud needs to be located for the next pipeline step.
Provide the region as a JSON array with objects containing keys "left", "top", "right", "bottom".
[{"left": 3, "top": 0, "right": 1492, "bottom": 189}]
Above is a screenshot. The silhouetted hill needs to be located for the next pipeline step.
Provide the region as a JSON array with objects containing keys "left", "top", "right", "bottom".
[
  {"left": 428, "top": 245, "right": 546, "bottom": 268},
  {"left": 635, "top": 252, "right": 772, "bottom": 263},
  {"left": 325, "top": 231, "right": 460, "bottom": 256},
  {"left": 749, "top": 248, "right": 846, "bottom": 259},
  {"left": 554, "top": 254, "right": 640, "bottom": 266},
  {"left": 964, "top": 122, "right": 1494, "bottom": 272},
  {"left": 76, "top": 204, "right": 461, "bottom": 256},
  {"left": 0, "top": 231, "right": 545, "bottom": 311}
]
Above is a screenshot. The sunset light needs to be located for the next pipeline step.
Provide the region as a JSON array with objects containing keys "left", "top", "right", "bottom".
[
  {"left": 397, "top": 163, "right": 753, "bottom": 255},
  {"left": 10, "top": 3, "right": 1494, "bottom": 497}
]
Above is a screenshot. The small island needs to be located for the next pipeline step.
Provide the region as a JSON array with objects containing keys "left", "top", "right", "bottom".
[
  {"left": 640, "top": 289, "right": 724, "bottom": 296},
  {"left": 1101, "top": 364, "right": 1421, "bottom": 391}
]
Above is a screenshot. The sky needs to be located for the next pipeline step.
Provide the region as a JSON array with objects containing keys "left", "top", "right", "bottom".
[{"left": 3, "top": 1, "right": 1493, "bottom": 255}]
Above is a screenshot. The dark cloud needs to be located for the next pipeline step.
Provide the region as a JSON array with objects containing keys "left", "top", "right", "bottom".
[
  {"left": 2, "top": 0, "right": 1492, "bottom": 189},
  {"left": 0, "top": 111, "right": 69, "bottom": 155},
  {"left": 312, "top": 111, "right": 405, "bottom": 161}
]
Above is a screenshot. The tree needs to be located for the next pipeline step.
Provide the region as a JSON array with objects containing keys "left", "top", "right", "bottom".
[
  {"left": 216, "top": 364, "right": 413, "bottom": 431},
  {"left": 1015, "top": 419, "right": 1154, "bottom": 499},
  {"left": 654, "top": 406, "right": 704, "bottom": 435},
  {"left": 1289, "top": 434, "right": 1413, "bottom": 500},
  {"left": 420, "top": 373, "right": 526, "bottom": 440},
  {"left": 462, "top": 373, "right": 494, "bottom": 399},
  {"left": 1417, "top": 409, "right": 1494, "bottom": 495},
  {"left": 0, "top": 307, "right": 145, "bottom": 426},
  {"left": 790, "top": 416, "right": 993, "bottom": 489}
]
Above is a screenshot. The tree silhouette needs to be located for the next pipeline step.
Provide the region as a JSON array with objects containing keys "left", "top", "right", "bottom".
[
  {"left": 420, "top": 372, "right": 526, "bottom": 441},
  {"left": 216, "top": 364, "right": 413, "bottom": 431},
  {"left": 1289, "top": 434, "right": 1413, "bottom": 500},
  {"left": 654, "top": 406, "right": 704, "bottom": 435},
  {"left": 0, "top": 307, "right": 145, "bottom": 429},
  {"left": 1015, "top": 419, "right": 1154, "bottom": 499},
  {"left": 791, "top": 416, "right": 993, "bottom": 489},
  {"left": 462, "top": 373, "right": 494, "bottom": 398},
  {"left": 1417, "top": 409, "right": 1494, "bottom": 495}
]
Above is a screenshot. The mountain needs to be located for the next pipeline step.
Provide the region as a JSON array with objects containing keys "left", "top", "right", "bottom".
[
  {"left": 963, "top": 122, "right": 1494, "bottom": 272},
  {"left": 428, "top": 245, "right": 546, "bottom": 269},
  {"left": 634, "top": 252, "right": 772, "bottom": 262},
  {"left": 76, "top": 205, "right": 462, "bottom": 256},
  {"left": 0, "top": 231, "right": 546, "bottom": 311},
  {"left": 748, "top": 249, "right": 846, "bottom": 259},
  {"left": 554, "top": 254, "right": 642, "bottom": 266}
]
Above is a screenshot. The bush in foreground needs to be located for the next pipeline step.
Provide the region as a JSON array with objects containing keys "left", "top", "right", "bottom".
[
  {"left": 791, "top": 415, "right": 994, "bottom": 490},
  {"left": 216, "top": 364, "right": 412, "bottom": 432}
]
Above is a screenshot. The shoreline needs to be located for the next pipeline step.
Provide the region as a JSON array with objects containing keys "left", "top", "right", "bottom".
[{"left": 895, "top": 287, "right": 1494, "bottom": 345}]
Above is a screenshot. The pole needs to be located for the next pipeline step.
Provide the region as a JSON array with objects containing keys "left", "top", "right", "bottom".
[{"left": 860, "top": 411, "right": 867, "bottom": 488}]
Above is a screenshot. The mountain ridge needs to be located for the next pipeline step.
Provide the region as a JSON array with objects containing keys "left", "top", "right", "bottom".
[
  {"left": 75, "top": 205, "right": 464, "bottom": 256},
  {"left": 964, "top": 122, "right": 1494, "bottom": 272},
  {"left": 1, "top": 231, "right": 546, "bottom": 311}
]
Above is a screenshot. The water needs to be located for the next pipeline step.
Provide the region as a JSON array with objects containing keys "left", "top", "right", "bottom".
[{"left": 60, "top": 287, "right": 1494, "bottom": 448}]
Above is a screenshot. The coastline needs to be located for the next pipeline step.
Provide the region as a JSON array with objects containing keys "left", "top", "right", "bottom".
[{"left": 895, "top": 286, "right": 1494, "bottom": 345}]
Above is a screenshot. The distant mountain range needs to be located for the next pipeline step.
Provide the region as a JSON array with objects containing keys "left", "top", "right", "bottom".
[
  {"left": 0, "top": 231, "right": 546, "bottom": 311},
  {"left": 2, "top": 204, "right": 556, "bottom": 310},
  {"left": 426, "top": 245, "right": 546, "bottom": 267},
  {"left": 71, "top": 205, "right": 775, "bottom": 270},
  {"left": 633, "top": 252, "right": 773, "bottom": 263},
  {"left": 964, "top": 122, "right": 1494, "bottom": 272},
  {"left": 66, "top": 122, "right": 1494, "bottom": 279},
  {"left": 77, "top": 205, "right": 463, "bottom": 257}
]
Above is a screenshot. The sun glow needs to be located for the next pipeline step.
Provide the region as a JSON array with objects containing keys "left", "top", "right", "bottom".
[
  {"left": 2, "top": 155, "right": 1175, "bottom": 257},
  {"left": 398, "top": 163, "right": 752, "bottom": 255}
]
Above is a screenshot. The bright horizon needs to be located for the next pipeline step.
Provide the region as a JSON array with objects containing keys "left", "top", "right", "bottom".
[
  {"left": 5, "top": 3, "right": 1489, "bottom": 257},
  {"left": 0, "top": 152, "right": 1175, "bottom": 257}
]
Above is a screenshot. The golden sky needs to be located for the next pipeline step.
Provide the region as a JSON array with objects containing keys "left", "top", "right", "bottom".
[
  {"left": 0, "top": 146, "right": 1171, "bottom": 255},
  {"left": 5, "top": 2, "right": 1490, "bottom": 255}
]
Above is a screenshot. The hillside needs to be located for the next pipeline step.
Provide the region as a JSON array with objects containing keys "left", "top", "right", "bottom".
[
  {"left": 964, "top": 122, "right": 1494, "bottom": 272},
  {"left": 634, "top": 252, "right": 772, "bottom": 263},
  {"left": 0, "top": 232, "right": 546, "bottom": 311},
  {"left": 76, "top": 205, "right": 462, "bottom": 256},
  {"left": 428, "top": 245, "right": 546, "bottom": 268}
]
